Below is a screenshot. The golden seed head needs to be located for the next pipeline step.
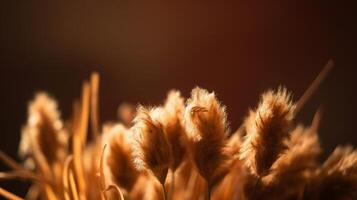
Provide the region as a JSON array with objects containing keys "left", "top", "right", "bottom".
[
  {"left": 184, "top": 87, "right": 229, "bottom": 186},
  {"left": 240, "top": 87, "right": 295, "bottom": 177},
  {"left": 132, "top": 106, "right": 170, "bottom": 185},
  {"left": 19, "top": 92, "right": 67, "bottom": 166},
  {"left": 103, "top": 124, "right": 139, "bottom": 192},
  {"left": 158, "top": 90, "right": 188, "bottom": 171}
]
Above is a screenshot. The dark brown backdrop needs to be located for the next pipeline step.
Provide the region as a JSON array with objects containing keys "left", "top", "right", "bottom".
[{"left": 0, "top": 0, "right": 356, "bottom": 195}]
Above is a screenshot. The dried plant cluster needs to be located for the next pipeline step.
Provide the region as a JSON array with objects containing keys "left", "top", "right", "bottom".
[{"left": 1, "top": 64, "right": 356, "bottom": 200}]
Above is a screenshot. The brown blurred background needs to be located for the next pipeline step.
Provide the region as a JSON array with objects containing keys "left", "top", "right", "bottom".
[{"left": 0, "top": 1, "right": 356, "bottom": 195}]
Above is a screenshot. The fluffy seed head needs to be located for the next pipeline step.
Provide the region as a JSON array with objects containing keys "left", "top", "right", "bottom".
[
  {"left": 184, "top": 87, "right": 229, "bottom": 186},
  {"left": 19, "top": 92, "right": 67, "bottom": 166},
  {"left": 240, "top": 87, "right": 295, "bottom": 177},
  {"left": 159, "top": 90, "right": 187, "bottom": 171},
  {"left": 132, "top": 106, "right": 170, "bottom": 185},
  {"left": 103, "top": 124, "right": 139, "bottom": 192},
  {"left": 263, "top": 108, "right": 323, "bottom": 190}
]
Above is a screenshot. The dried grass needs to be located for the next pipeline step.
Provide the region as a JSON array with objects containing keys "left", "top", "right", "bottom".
[{"left": 1, "top": 60, "right": 356, "bottom": 200}]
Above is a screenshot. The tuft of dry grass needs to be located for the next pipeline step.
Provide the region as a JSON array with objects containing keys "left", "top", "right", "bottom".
[
  {"left": 160, "top": 90, "right": 187, "bottom": 172},
  {"left": 19, "top": 92, "right": 67, "bottom": 167},
  {"left": 131, "top": 106, "right": 170, "bottom": 199},
  {"left": 1, "top": 60, "right": 357, "bottom": 200},
  {"left": 103, "top": 124, "right": 139, "bottom": 192},
  {"left": 184, "top": 87, "right": 230, "bottom": 198},
  {"left": 131, "top": 106, "right": 170, "bottom": 185},
  {"left": 239, "top": 87, "right": 295, "bottom": 178}
]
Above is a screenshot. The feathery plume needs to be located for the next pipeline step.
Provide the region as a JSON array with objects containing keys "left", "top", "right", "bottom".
[
  {"left": 18, "top": 92, "right": 67, "bottom": 199},
  {"left": 152, "top": 90, "right": 188, "bottom": 200},
  {"left": 132, "top": 106, "right": 170, "bottom": 185},
  {"left": 160, "top": 90, "right": 187, "bottom": 171},
  {"left": 103, "top": 124, "right": 139, "bottom": 192},
  {"left": 257, "top": 111, "right": 322, "bottom": 199},
  {"left": 184, "top": 87, "right": 229, "bottom": 196},
  {"left": 239, "top": 87, "right": 295, "bottom": 177},
  {"left": 19, "top": 92, "right": 67, "bottom": 166},
  {"left": 263, "top": 108, "right": 322, "bottom": 185}
]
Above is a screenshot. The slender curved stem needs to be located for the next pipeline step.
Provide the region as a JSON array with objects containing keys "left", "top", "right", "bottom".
[
  {"left": 0, "top": 187, "right": 23, "bottom": 200},
  {"left": 295, "top": 59, "right": 334, "bottom": 114},
  {"left": 162, "top": 183, "right": 167, "bottom": 200},
  {"left": 168, "top": 171, "right": 175, "bottom": 200}
]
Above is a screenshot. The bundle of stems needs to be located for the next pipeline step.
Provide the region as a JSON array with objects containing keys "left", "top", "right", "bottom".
[{"left": 1, "top": 60, "right": 356, "bottom": 200}]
